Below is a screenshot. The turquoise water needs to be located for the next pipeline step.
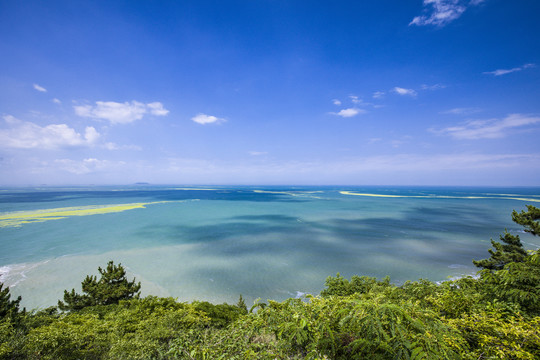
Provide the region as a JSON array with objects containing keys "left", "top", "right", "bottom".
[{"left": 1, "top": 186, "right": 539, "bottom": 309}]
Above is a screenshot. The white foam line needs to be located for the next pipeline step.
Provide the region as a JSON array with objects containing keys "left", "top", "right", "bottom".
[
  {"left": 339, "top": 191, "right": 540, "bottom": 202},
  {"left": 252, "top": 190, "right": 322, "bottom": 199}
]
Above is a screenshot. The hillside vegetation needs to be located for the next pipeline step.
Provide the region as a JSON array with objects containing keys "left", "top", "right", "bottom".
[{"left": 1, "top": 206, "right": 539, "bottom": 359}]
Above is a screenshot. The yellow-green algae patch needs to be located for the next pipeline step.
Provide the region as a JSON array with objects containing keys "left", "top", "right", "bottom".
[
  {"left": 0, "top": 201, "right": 173, "bottom": 228},
  {"left": 339, "top": 191, "right": 540, "bottom": 202}
]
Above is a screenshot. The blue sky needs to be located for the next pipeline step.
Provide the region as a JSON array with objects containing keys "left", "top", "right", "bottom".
[{"left": 1, "top": 0, "right": 539, "bottom": 186}]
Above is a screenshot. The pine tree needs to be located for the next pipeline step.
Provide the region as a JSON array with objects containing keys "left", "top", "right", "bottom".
[
  {"left": 473, "top": 231, "right": 528, "bottom": 270},
  {"left": 0, "top": 283, "right": 23, "bottom": 319},
  {"left": 237, "top": 294, "right": 248, "bottom": 314},
  {"left": 512, "top": 205, "right": 540, "bottom": 236},
  {"left": 58, "top": 261, "right": 141, "bottom": 311},
  {"left": 473, "top": 206, "right": 539, "bottom": 271}
]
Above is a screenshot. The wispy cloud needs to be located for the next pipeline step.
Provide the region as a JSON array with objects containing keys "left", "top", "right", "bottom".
[
  {"left": 249, "top": 151, "right": 268, "bottom": 156},
  {"left": 54, "top": 158, "right": 124, "bottom": 175},
  {"left": 332, "top": 99, "right": 342, "bottom": 106},
  {"left": 410, "top": 0, "right": 485, "bottom": 27},
  {"left": 191, "top": 113, "right": 226, "bottom": 125},
  {"left": 373, "top": 91, "right": 385, "bottom": 99},
  {"left": 393, "top": 87, "right": 417, "bottom": 96},
  {"left": 158, "top": 152, "right": 539, "bottom": 184},
  {"left": 348, "top": 95, "right": 376, "bottom": 107},
  {"left": 52, "top": 98, "right": 61, "bottom": 104},
  {"left": 441, "top": 107, "right": 481, "bottom": 115},
  {"left": 0, "top": 115, "right": 100, "bottom": 149},
  {"left": 349, "top": 95, "right": 360, "bottom": 104},
  {"left": 33, "top": 83, "right": 47, "bottom": 92},
  {"left": 431, "top": 113, "right": 540, "bottom": 139},
  {"left": 332, "top": 153, "right": 538, "bottom": 173},
  {"left": 74, "top": 101, "right": 169, "bottom": 124},
  {"left": 421, "top": 83, "right": 446, "bottom": 90},
  {"left": 103, "top": 142, "right": 142, "bottom": 151},
  {"left": 483, "top": 63, "right": 535, "bottom": 76}
]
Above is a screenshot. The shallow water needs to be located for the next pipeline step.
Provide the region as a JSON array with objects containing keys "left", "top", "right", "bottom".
[{"left": 1, "top": 185, "right": 539, "bottom": 309}]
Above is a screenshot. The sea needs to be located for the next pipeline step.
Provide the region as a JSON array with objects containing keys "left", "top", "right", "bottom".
[{"left": 1, "top": 185, "right": 539, "bottom": 310}]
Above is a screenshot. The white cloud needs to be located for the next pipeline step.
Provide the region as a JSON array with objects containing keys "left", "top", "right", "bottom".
[
  {"left": 0, "top": 115, "right": 100, "bottom": 149},
  {"left": 329, "top": 96, "right": 374, "bottom": 117},
  {"left": 431, "top": 113, "right": 540, "bottom": 139},
  {"left": 393, "top": 87, "right": 417, "bottom": 96},
  {"left": 103, "top": 142, "right": 142, "bottom": 151},
  {"left": 410, "top": 0, "right": 484, "bottom": 27},
  {"left": 52, "top": 98, "right": 61, "bottom": 104},
  {"left": 33, "top": 84, "right": 47, "bottom": 92},
  {"left": 373, "top": 91, "right": 385, "bottom": 99},
  {"left": 0, "top": 115, "right": 139, "bottom": 151},
  {"left": 249, "top": 151, "right": 268, "bottom": 156},
  {"left": 191, "top": 113, "right": 225, "bottom": 125},
  {"left": 74, "top": 101, "right": 169, "bottom": 124},
  {"left": 483, "top": 63, "right": 535, "bottom": 76},
  {"left": 334, "top": 108, "right": 365, "bottom": 118},
  {"left": 147, "top": 102, "right": 170, "bottom": 116}
]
